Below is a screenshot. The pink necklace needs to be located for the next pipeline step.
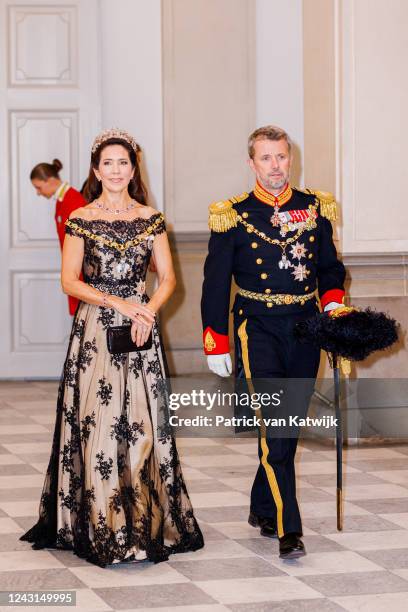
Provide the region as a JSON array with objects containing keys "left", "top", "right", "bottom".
[{"left": 94, "top": 200, "right": 137, "bottom": 215}]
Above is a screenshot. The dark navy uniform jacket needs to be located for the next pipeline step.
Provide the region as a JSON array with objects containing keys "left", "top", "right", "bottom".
[{"left": 201, "top": 185, "right": 346, "bottom": 355}]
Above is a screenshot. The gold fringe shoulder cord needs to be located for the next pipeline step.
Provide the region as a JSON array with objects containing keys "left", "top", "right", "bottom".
[
  {"left": 208, "top": 192, "right": 249, "bottom": 232},
  {"left": 296, "top": 187, "right": 338, "bottom": 221}
]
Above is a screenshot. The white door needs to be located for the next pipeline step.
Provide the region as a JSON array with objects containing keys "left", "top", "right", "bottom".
[{"left": 0, "top": 0, "right": 101, "bottom": 377}]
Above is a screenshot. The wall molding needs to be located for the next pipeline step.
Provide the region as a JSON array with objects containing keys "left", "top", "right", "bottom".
[
  {"left": 11, "top": 271, "right": 71, "bottom": 352},
  {"left": 340, "top": 0, "right": 408, "bottom": 252},
  {"left": 10, "top": 109, "right": 79, "bottom": 248},
  {"left": 8, "top": 4, "right": 78, "bottom": 87}
]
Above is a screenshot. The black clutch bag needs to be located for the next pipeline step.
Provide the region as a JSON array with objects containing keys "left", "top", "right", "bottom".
[{"left": 106, "top": 325, "right": 152, "bottom": 354}]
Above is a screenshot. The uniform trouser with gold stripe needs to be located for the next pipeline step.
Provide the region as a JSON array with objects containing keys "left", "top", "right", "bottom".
[{"left": 235, "top": 312, "right": 320, "bottom": 538}]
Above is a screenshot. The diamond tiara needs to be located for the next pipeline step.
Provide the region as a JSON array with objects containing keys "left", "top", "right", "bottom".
[{"left": 91, "top": 128, "right": 140, "bottom": 154}]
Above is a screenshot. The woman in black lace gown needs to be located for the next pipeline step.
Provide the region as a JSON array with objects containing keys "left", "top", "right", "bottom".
[{"left": 21, "top": 129, "right": 204, "bottom": 566}]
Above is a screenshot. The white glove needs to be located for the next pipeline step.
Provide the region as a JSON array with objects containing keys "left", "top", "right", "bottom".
[
  {"left": 207, "top": 353, "right": 232, "bottom": 377},
  {"left": 324, "top": 302, "right": 343, "bottom": 312}
]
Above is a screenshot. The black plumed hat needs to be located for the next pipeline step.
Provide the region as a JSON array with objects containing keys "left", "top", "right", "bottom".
[{"left": 294, "top": 308, "right": 399, "bottom": 361}]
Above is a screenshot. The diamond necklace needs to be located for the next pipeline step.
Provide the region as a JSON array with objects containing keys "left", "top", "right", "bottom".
[{"left": 94, "top": 200, "right": 137, "bottom": 215}]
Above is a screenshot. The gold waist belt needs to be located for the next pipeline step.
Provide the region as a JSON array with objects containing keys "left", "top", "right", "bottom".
[{"left": 237, "top": 287, "right": 316, "bottom": 306}]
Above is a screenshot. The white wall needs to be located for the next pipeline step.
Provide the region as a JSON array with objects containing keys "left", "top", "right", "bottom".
[
  {"left": 341, "top": 0, "right": 408, "bottom": 253},
  {"left": 256, "top": 0, "right": 304, "bottom": 185},
  {"left": 99, "top": 0, "right": 163, "bottom": 210},
  {"left": 98, "top": 0, "right": 305, "bottom": 210},
  {"left": 162, "top": 0, "right": 255, "bottom": 232},
  {"left": 302, "top": 0, "right": 337, "bottom": 195}
]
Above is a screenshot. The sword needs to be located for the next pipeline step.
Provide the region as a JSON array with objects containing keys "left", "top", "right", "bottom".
[
  {"left": 312, "top": 358, "right": 343, "bottom": 531},
  {"left": 298, "top": 306, "right": 399, "bottom": 531},
  {"left": 332, "top": 353, "right": 343, "bottom": 531}
]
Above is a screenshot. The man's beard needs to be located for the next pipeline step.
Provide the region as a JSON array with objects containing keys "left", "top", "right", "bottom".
[{"left": 262, "top": 175, "right": 287, "bottom": 192}]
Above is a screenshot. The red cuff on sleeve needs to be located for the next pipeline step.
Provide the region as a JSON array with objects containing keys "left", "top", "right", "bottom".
[
  {"left": 203, "top": 327, "right": 229, "bottom": 355},
  {"left": 320, "top": 289, "right": 345, "bottom": 310}
]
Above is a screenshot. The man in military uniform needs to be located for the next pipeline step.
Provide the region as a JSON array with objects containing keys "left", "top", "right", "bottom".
[{"left": 201, "top": 125, "right": 346, "bottom": 559}]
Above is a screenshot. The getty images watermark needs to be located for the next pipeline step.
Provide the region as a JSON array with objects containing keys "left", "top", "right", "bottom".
[{"left": 168, "top": 389, "right": 338, "bottom": 429}]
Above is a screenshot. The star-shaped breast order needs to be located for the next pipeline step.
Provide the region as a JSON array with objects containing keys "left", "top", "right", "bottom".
[
  {"left": 290, "top": 241, "right": 307, "bottom": 260},
  {"left": 292, "top": 264, "right": 308, "bottom": 282}
]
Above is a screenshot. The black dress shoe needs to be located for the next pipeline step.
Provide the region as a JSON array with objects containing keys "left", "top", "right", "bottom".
[
  {"left": 279, "top": 533, "right": 306, "bottom": 559},
  {"left": 248, "top": 511, "right": 277, "bottom": 538}
]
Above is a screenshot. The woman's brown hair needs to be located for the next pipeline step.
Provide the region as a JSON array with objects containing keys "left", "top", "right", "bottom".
[
  {"left": 30, "top": 159, "right": 63, "bottom": 181},
  {"left": 84, "top": 138, "right": 147, "bottom": 205}
]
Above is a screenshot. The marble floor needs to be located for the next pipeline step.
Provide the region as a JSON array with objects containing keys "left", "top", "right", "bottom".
[{"left": 1, "top": 381, "right": 408, "bottom": 611}]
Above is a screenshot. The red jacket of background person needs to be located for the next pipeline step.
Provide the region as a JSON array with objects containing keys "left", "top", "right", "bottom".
[{"left": 54, "top": 182, "right": 86, "bottom": 315}]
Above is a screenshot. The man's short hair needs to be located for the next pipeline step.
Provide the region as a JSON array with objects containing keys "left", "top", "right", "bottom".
[{"left": 248, "top": 125, "right": 292, "bottom": 159}]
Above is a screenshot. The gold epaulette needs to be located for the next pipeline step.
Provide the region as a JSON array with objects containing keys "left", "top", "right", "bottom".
[
  {"left": 229, "top": 192, "right": 249, "bottom": 204},
  {"left": 296, "top": 188, "right": 338, "bottom": 221},
  {"left": 208, "top": 192, "right": 248, "bottom": 232},
  {"left": 308, "top": 189, "right": 338, "bottom": 221}
]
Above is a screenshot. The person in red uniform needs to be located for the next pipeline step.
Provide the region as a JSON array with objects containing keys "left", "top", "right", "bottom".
[{"left": 30, "top": 159, "right": 86, "bottom": 315}]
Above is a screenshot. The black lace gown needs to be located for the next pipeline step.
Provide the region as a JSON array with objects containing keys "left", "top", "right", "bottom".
[{"left": 21, "top": 213, "right": 204, "bottom": 567}]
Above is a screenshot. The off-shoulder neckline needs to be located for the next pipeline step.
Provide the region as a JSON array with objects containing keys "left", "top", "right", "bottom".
[{"left": 68, "top": 212, "right": 163, "bottom": 225}]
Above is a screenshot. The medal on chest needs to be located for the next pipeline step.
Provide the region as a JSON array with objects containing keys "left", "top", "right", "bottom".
[
  {"left": 277, "top": 241, "right": 309, "bottom": 281},
  {"left": 239, "top": 200, "right": 318, "bottom": 283},
  {"left": 270, "top": 205, "right": 281, "bottom": 228},
  {"left": 270, "top": 208, "right": 317, "bottom": 237}
]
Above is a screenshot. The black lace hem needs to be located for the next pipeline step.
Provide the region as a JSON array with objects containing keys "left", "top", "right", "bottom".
[
  {"left": 20, "top": 277, "right": 203, "bottom": 569},
  {"left": 20, "top": 519, "right": 204, "bottom": 568}
]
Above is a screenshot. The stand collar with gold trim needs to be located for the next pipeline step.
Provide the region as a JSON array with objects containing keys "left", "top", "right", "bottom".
[{"left": 254, "top": 181, "right": 292, "bottom": 207}]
